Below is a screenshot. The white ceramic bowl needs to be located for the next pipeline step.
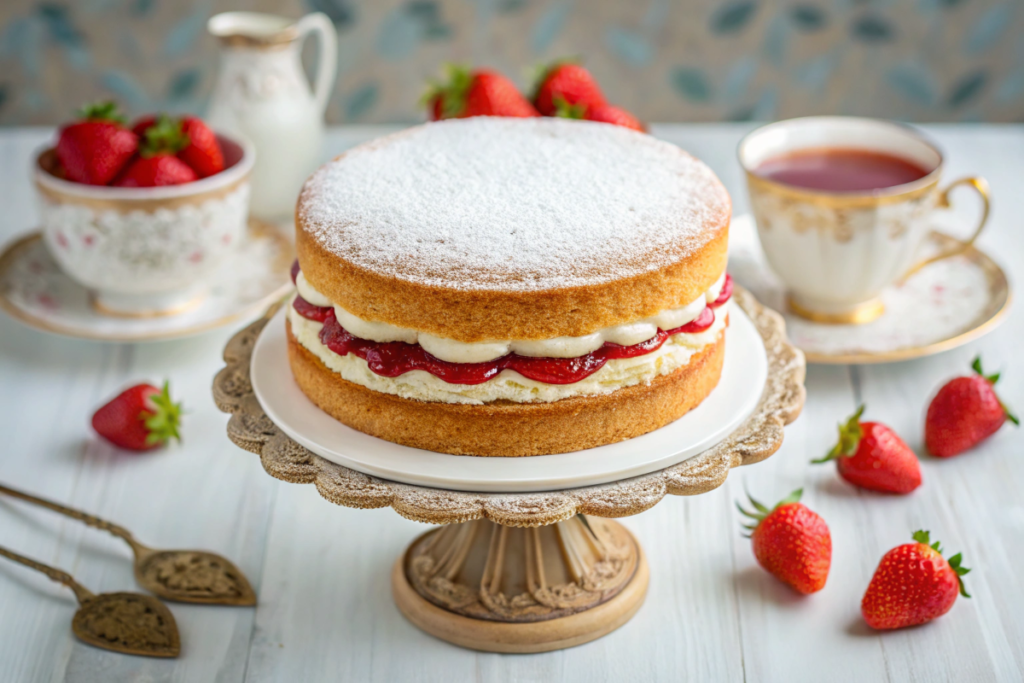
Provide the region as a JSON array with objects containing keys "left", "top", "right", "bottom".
[{"left": 33, "top": 134, "right": 255, "bottom": 317}]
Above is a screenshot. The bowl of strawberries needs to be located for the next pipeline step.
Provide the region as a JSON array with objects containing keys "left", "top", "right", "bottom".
[{"left": 33, "top": 102, "right": 255, "bottom": 317}]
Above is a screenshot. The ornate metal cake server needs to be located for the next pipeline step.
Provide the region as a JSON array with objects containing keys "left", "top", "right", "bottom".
[
  {"left": 0, "top": 483, "right": 256, "bottom": 606},
  {"left": 0, "top": 544, "right": 180, "bottom": 657}
]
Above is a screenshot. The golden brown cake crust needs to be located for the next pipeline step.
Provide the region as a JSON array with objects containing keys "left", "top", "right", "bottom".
[
  {"left": 286, "top": 320, "right": 726, "bottom": 457},
  {"left": 296, "top": 225, "right": 728, "bottom": 343},
  {"left": 294, "top": 119, "right": 731, "bottom": 343}
]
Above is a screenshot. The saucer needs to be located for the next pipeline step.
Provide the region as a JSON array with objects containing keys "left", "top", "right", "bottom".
[
  {"left": 729, "top": 214, "right": 1011, "bottom": 364},
  {"left": 0, "top": 219, "right": 294, "bottom": 342}
]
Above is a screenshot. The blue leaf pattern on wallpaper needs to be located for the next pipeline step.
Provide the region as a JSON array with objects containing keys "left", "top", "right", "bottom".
[
  {"left": 163, "top": 7, "right": 207, "bottom": 59},
  {"left": 98, "top": 70, "right": 150, "bottom": 110},
  {"left": 711, "top": 2, "right": 758, "bottom": 34},
  {"left": 886, "top": 62, "right": 939, "bottom": 105},
  {"left": 995, "top": 69, "right": 1024, "bottom": 103},
  {"left": 671, "top": 68, "right": 713, "bottom": 102},
  {"left": 377, "top": 8, "right": 421, "bottom": 60},
  {"left": 964, "top": 3, "right": 1012, "bottom": 55},
  {"left": 795, "top": 51, "right": 838, "bottom": 91},
  {"left": 344, "top": 82, "right": 379, "bottom": 120},
  {"left": 167, "top": 68, "right": 202, "bottom": 103},
  {"left": 305, "top": 0, "right": 356, "bottom": 28},
  {"left": 948, "top": 69, "right": 988, "bottom": 107},
  {"left": 530, "top": 2, "right": 571, "bottom": 54},
  {"left": 789, "top": 5, "right": 827, "bottom": 31},
  {"left": 762, "top": 15, "right": 789, "bottom": 67},
  {"left": 0, "top": 18, "right": 44, "bottom": 78},
  {"left": 605, "top": 28, "right": 654, "bottom": 67},
  {"left": 851, "top": 14, "right": 896, "bottom": 43},
  {"left": 753, "top": 86, "right": 778, "bottom": 119},
  {"left": 723, "top": 57, "right": 757, "bottom": 103}
]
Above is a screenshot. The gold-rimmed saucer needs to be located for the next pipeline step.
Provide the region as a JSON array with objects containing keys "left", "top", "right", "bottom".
[
  {"left": 728, "top": 214, "right": 1011, "bottom": 364},
  {"left": 0, "top": 219, "right": 294, "bottom": 342}
]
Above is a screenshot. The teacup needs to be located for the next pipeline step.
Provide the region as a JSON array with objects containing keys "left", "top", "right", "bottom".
[
  {"left": 738, "top": 116, "right": 990, "bottom": 324},
  {"left": 33, "top": 133, "right": 255, "bottom": 317}
]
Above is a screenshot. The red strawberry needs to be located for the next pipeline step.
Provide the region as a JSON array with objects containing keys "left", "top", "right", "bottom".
[
  {"left": 532, "top": 61, "right": 606, "bottom": 116},
  {"left": 423, "top": 65, "right": 539, "bottom": 120},
  {"left": 132, "top": 115, "right": 225, "bottom": 178},
  {"left": 553, "top": 98, "right": 646, "bottom": 132},
  {"left": 114, "top": 115, "right": 198, "bottom": 187},
  {"left": 178, "top": 116, "right": 225, "bottom": 178},
  {"left": 925, "top": 356, "right": 1018, "bottom": 457},
  {"left": 56, "top": 101, "right": 138, "bottom": 185},
  {"left": 91, "top": 382, "right": 183, "bottom": 451},
  {"left": 738, "top": 489, "right": 831, "bottom": 594},
  {"left": 862, "top": 530, "right": 970, "bottom": 630},
  {"left": 812, "top": 405, "right": 922, "bottom": 493}
]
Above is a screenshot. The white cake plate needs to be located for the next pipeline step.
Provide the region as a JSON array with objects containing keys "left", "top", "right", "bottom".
[{"left": 249, "top": 304, "right": 767, "bottom": 493}]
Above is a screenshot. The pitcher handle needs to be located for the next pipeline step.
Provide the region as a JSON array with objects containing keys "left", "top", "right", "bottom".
[
  {"left": 900, "top": 176, "right": 991, "bottom": 281},
  {"left": 296, "top": 12, "right": 338, "bottom": 116}
]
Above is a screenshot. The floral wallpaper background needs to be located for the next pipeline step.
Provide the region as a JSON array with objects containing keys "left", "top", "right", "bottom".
[{"left": 0, "top": 0, "right": 1022, "bottom": 125}]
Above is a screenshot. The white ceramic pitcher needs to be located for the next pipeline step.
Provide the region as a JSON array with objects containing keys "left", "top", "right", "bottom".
[{"left": 206, "top": 11, "right": 337, "bottom": 221}]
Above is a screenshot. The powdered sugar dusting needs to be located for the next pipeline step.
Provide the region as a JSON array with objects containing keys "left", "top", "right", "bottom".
[{"left": 299, "top": 118, "right": 729, "bottom": 291}]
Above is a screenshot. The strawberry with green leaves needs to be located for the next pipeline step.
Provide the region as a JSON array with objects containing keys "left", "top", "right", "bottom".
[
  {"left": 738, "top": 488, "right": 831, "bottom": 594},
  {"left": 553, "top": 98, "right": 646, "bottom": 132},
  {"left": 862, "top": 530, "right": 970, "bottom": 630},
  {"left": 925, "top": 356, "right": 1018, "bottom": 457},
  {"left": 56, "top": 101, "right": 138, "bottom": 185},
  {"left": 531, "top": 60, "right": 606, "bottom": 116},
  {"left": 813, "top": 405, "right": 922, "bottom": 494},
  {"left": 91, "top": 382, "right": 182, "bottom": 451},
  {"left": 423, "top": 65, "right": 539, "bottom": 120},
  {"left": 114, "top": 115, "right": 197, "bottom": 187},
  {"left": 133, "top": 115, "right": 225, "bottom": 178}
]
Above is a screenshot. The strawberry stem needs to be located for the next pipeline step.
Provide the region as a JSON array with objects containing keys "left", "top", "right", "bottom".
[
  {"left": 420, "top": 64, "right": 473, "bottom": 119},
  {"left": 812, "top": 404, "right": 865, "bottom": 464},
  {"left": 736, "top": 488, "right": 803, "bottom": 536},
  {"left": 912, "top": 530, "right": 971, "bottom": 598},
  {"left": 553, "top": 95, "right": 587, "bottom": 119},
  {"left": 140, "top": 115, "right": 189, "bottom": 157},
  {"left": 142, "top": 381, "right": 183, "bottom": 447},
  {"left": 76, "top": 101, "right": 126, "bottom": 125},
  {"left": 971, "top": 356, "right": 1019, "bottom": 426}
]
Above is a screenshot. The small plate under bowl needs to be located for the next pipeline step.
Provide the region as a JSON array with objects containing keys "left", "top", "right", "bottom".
[
  {"left": 248, "top": 304, "right": 768, "bottom": 493},
  {"left": 0, "top": 219, "right": 294, "bottom": 342},
  {"left": 728, "top": 214, "right": 1011, "bottom": 364}
]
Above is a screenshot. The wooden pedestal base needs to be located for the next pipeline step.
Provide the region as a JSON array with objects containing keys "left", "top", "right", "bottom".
[{"left": 392, "top": 516, "right": 648, "bottom": 653}]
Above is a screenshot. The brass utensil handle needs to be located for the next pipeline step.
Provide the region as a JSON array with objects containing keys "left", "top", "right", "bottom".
[
  {"left": 901, "top": 176, "right": 991, "bottom": 281},
  {"left": 0, "top": 482, "right": 137, "bottom": 546},
  {"left": 0, "top": 544, "right": 94, "bottom": 603}
]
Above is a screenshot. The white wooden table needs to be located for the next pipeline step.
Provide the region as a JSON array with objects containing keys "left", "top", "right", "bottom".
[{"left": 0, "top": 125, "right": 1021, "bottom": 683}]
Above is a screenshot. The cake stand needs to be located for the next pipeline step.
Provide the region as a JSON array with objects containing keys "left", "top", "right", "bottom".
[{"left": 212, "top": 287, "right": 805, "bottom": 653}]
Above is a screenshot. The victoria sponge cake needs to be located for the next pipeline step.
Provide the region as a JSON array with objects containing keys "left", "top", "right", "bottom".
[{"left": 288, "top": 117, "right": 732, "bottom": 457}]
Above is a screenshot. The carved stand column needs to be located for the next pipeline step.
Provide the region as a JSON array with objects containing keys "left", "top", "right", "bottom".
[{"left": 392, "top": 515, "right": 648, "bottom": 653}]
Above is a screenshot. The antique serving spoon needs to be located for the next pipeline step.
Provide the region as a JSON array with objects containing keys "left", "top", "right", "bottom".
[
  {"left": 0, "top": 483, "right": 256, "bottom": 606},
  {"left": 0, "top": 544, "right": 180, "bottom": 657}
]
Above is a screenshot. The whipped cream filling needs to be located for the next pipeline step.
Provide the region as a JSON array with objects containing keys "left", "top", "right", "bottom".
[
  {"left": 296, "top": 271, "right": 727, "bottom": 364},
  {"left": 288, "top": 300, "right": 728, "bottom": 405}
]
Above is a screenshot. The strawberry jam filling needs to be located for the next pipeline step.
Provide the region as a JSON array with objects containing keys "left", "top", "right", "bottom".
[{"left": 291, "top": 273, "right": 732, "bottom": 386}]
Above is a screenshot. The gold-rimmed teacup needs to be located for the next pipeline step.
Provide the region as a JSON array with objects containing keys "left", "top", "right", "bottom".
[{"left": 738, "top": 116, "right": 990, "bottom": 324}]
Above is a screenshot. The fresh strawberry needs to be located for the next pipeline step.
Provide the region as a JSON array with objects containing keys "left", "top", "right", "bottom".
[
  {"left": 178, "top": 116, "right": 225, "bottom": 178},
  {"left": 925, "top": 356, "right": 1018, "bottom": 457},
  {"left": 738, "top": 489, "right": 831, "bottom": 594},
  {"left": 91, "top": 382, "right": 182, "bottom": 451},
  {"left": 423, "top": 65, "right": 539, "bottom": 120},
  {"left": 862, "top": 530, "right": 970, "bottom": 630},
  {"left": 812, "top": 405, "right": 922, "bottom": 493},
  {"left": 553, "top": 98, "right": 645, "bottom": 132},
  {"left": 56, "top": 101, "right": 138, "bottom": 185},
  {"left": 532, "top": 61, "right": 606, "bottom": 116},
  {"left": 114, "top": 115, "right": 197, "bottom": 187},
  {"left": 132, "top": 115, "right": 225, "bottom": 179}
]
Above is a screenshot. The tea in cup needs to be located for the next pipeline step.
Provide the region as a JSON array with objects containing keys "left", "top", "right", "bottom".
[{"left": 739, "top": 116, "right": 990, "bottom": 324}]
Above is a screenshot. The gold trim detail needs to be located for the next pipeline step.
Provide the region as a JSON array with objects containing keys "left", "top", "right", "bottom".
[
  {"left": 35, "top": 150, "right": 250, "bottom": 212},
  {"left": 90, "top": 290, "right": 207, "bottom": 319},
  {"left": 744, "top": 169, "right": 941, "bottom": 208},
  {"left": 787, "top": 296, "right": 886, "bottom": 325},
  {"left": 0, "top": 220, "right": 295, "bottom": 342}
]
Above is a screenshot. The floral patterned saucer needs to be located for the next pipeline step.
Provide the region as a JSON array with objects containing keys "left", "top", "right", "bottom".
[
  {"left": 729, "top": 214, "right": 1011, "bottom": 364},
  {"left": 0, "top": 220, "right": 294, "bottom": 342}
]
